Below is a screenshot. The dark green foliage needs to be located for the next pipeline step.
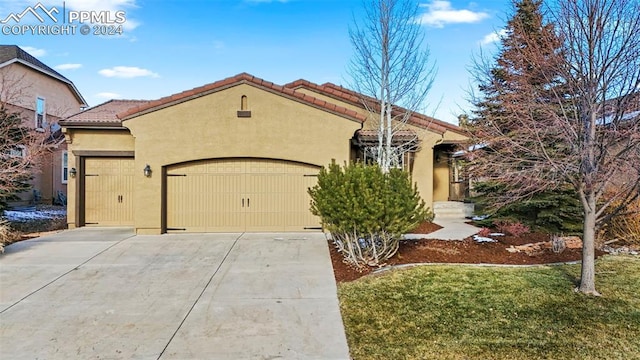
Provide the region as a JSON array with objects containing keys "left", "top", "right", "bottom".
[
  {"left": 309, "top": 162, "right": 431, "bottom": 237},
  {"left": 473, "top": 181, "right": 583, "bottom": 234},
  {"left": 0, "top": 107, "right": 33, "bottom": 212},
  {"left": 309, "top": 162, "right": 432, "bottom": 267}
]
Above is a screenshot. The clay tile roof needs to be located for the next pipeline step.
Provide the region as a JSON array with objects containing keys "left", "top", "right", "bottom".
[
  {"left": 60, "top": 99, "right": 150, "bottom": 126},
  {"left": 357, "top": 129, "right": 417, "bottom": 141},
  {"left": 285, "top": 79, "right": 466, "bottom": 136},
  {"left": 117, "top": 73, "right": 367, "bottom": 123}
]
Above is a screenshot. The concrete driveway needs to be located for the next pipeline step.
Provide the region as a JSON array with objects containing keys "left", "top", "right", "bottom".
[{"left": 0, "top": 228, "right": 350, "bottom": 359}]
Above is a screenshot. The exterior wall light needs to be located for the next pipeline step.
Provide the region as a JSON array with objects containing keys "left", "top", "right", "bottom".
[
  {"left": 70, "top": 167, "right": 77, "bottom": 178},
  {"left": 143, "top": 164, "right": 152, "bottom": 177}
]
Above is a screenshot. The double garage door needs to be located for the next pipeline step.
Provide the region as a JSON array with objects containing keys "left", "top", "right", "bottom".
[{"left": 166, "top": 158, "right": 320, "bottom": 232}]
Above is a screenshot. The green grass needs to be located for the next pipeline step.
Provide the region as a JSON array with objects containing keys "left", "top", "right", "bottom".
[{"left": 339, "top": 256, "right": 640, "bottom": 360}]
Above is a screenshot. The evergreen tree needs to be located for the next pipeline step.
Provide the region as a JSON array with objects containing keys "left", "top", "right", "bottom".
[{"left": 469, "top": 0, "right": 581, "bottom": 229}]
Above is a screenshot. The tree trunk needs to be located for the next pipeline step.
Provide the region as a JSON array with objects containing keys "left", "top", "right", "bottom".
[
  {"left": 385, "top": 102, "right": 393, "bottom": 172},
  {"left": 579, "top": 192, "right": 600, "bottom": 296}
]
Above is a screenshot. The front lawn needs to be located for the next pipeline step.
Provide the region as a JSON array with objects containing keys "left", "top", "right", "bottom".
[{"left": 339, "top": 256, "right": 640, "bottom": 360}]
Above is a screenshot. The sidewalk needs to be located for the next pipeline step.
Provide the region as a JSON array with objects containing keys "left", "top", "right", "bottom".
[{"left": 404, "top": 217, "right": 480, "bottom": 241}]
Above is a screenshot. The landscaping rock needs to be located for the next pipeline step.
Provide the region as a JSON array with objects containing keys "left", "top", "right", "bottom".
[
  {"left": 506, "top": 236, "right": 583, "bottom": 256},
  {"left": 602, "top": 245, "right": 640, "bottom": 256}
]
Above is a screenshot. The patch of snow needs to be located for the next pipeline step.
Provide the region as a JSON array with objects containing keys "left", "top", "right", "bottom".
[
  {"left": 3, "top": 209, "right": 66, "bottom": 221},
  {"left": 600, "top": 110, "right": 640, "bottom": 125},
  {"left": 472, "top": 215, "right": 490, "bottom": 221},
  {"left": 473, "top": 235, "right": 497, "bottom": 243}
]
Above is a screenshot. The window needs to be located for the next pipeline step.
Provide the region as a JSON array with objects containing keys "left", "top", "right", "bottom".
[
  {"left": 451, "top": 158, "right": 465, "bottom": 183},
  {"left": 9, "top": 145, "right": 26, "bottom": 158},
  {"left": 241, "top": 95, "right": 248, "bottom": 110},
  {"left": 62, "top": 151, "right": 68, "bottom": 184},
  {"left": 35, "top": 97, "right": 45, "bottom": 129}
]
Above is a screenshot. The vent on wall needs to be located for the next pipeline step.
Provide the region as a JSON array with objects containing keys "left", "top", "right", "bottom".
[{"left": 237, "top": 95, "right": 251, "bottom": 117}]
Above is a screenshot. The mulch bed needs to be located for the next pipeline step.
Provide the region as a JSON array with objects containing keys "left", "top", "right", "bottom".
[
  {"left": 408, "top": 221, "right": 442, "bottom": 234},
  {"left": 329, "top": 224, "right": 604, "bottom": 282}
]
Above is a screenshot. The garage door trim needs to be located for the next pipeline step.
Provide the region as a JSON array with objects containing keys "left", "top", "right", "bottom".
[{"left": 75, "top": 154, "right": 135, "bottom": 228}]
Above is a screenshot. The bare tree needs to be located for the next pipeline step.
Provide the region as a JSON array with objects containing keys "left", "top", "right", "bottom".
[
  {"left": 0, "top": 69, "right": 48, "bottom": 211},
  {"left": 348, "top": 0, "right": 435, "bottom": 172},
  {"left": 469, "top": 0, "right": 640, "bottom": 295}
]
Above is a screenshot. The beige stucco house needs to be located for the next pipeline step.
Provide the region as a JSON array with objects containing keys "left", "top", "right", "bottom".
[
  {"left": 0, "top": 45, "right": 87, "bottom": 205},
  {"left": 60, "top": 73, "right": 467, "bottom": 234}
]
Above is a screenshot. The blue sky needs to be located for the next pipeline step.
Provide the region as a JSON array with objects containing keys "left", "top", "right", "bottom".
[{"left": 1, "top": 0, "right": 510, "bottom": 124}]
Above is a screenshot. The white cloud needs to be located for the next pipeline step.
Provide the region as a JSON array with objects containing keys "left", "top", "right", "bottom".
[
  {"left": 54, "top": 63, "right": 83, "bottom": 70},
  {"left": 98, "top": 66, "right": 159, "bottom": 78},
  {"left": 21, "top": 46, "right": 46, "bottom": 57},
  {"left": 480, "top": 29, "right": 507, "bottom": 45},
  {"left": 418, "top": 1, "right": 489, "bottom": 28},
  {"left": 95, "top": 92, "right": 122, "bottom": 99}
]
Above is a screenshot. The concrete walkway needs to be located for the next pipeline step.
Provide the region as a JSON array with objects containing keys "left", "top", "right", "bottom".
[
  {"left": 0, "top": 228, "right": 349, "bottom": 360},
  {"left": 404, "top": 217, "right": 481, "bottom": 241}
]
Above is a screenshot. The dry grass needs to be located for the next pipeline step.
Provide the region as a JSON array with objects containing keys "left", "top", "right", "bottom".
[
  {"left": 339, "top": 256, "right": 640, "bottom": 360},
  {"left": 0, "top": 218, "right": 22, "bottom": 253},
  {"left": 603, "top": 199, "right": 640, "bottom": 246}
]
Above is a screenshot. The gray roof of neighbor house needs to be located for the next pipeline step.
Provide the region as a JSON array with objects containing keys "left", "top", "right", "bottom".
[
  {"left": 60, "top": 99, "right": 151, "bottom": 128},
  {"left": 0, "top": 45, "right": 87, "bottom": 107}
]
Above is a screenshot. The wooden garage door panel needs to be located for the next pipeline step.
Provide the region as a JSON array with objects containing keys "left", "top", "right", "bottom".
[
  {"left": 166, "top": 159, "right": 319, "bottom": 232},
  {"left": 85, "top": 158, "right": 134, "bottom": 226},
  {"left": 167, "top": 173, "right": 244, "bottom": 232}
]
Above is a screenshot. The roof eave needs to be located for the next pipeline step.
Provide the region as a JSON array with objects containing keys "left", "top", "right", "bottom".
[
  {"left": 1, "top": 58, "right": 88, "bottom": 107},
  {"left": 295, "top": 81, "right": 467, "bottom": 136},
  {"left": 59, "top": 121, "right": 125, "bottom": 129}
]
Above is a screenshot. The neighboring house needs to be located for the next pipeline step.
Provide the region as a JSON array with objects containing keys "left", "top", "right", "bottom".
[
  {"left": 59, "top": 73, "right": 467, "bottom": 234},
  {"left": 0, "top": 45, "right": 87, "bottom": 205}
]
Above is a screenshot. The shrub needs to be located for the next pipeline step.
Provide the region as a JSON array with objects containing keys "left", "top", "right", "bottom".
[
  {"left": 601, "top": 198, "right": 640, "bottom": 246},
  {"left": 551, "top": 234, "right": 567, "bottom": 254},
  {"left": 309, "top": 162, "right": 431, "bottom": 268},
  {"left": 495, "top": 220, "right": 530, "bottom": 237},
  {"left": 0, "top": 218, "right": 21, "bottom": 254},
  {"left": 477, "top": 227, "right": 492, "bottom": 237},
  {"left": 9, "top": 216, "right": 67, "bottom": 233}
]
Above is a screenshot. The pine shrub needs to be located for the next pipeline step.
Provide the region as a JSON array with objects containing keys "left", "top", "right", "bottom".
[
  {"left": 472, "top": 181, "right": 583, "bottom": 234},
  {"left": 309, "top": 162, "right": 432, "bottom": 268}
]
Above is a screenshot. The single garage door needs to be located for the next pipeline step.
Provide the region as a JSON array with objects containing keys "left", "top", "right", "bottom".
[
  {"left": 84, "top": 158, "right": 135, "bottom": 226},
  {"left": 166, "top": 158, "right": 320, "bottom": 232}
]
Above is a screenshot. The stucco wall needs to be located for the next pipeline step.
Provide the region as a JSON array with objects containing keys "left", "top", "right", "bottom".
[
  {"left": 292, "top": 86, "right": 470, "bottom": 207},
  {"left": 0, "top": 63, "right": 83, "bottom": 119},
  {"left": 124, "top": 83, "right": 362, "bottom": 234}
]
